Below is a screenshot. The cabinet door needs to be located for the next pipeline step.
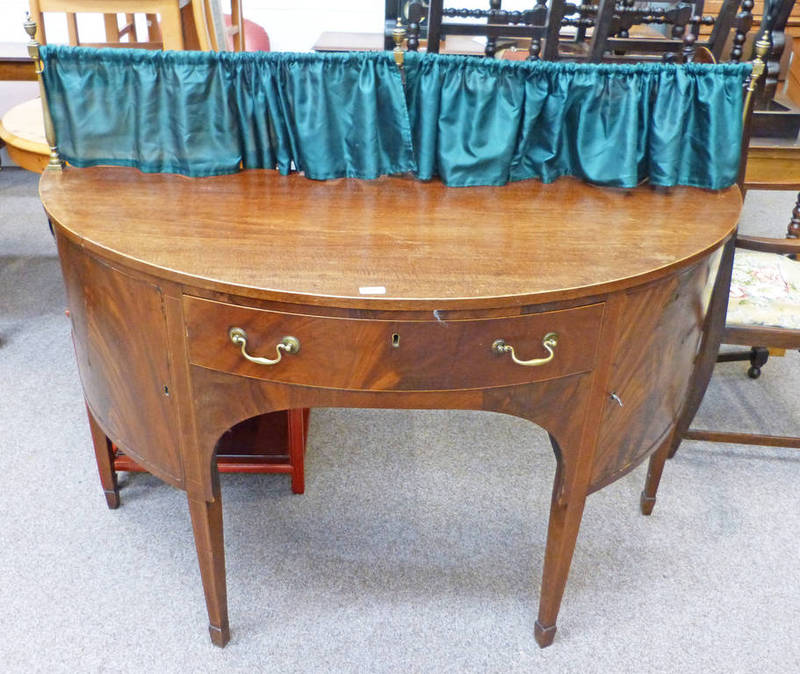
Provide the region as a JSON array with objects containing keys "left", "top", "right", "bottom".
[
  {"left": 57, "top": 235, "right": 184, "bottom": 487},
  {"left": 590, "top": 251, "right": 723, "bottom": 491}
]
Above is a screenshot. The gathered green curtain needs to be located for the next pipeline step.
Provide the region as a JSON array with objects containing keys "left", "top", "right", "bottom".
[
  {"left": 404, "top": 53, "right": 750, "bottom": 189},
  {"left": 40, "top": 46, "right": 750, "bottom": 189},
  {"left": 40, "top": 47, "right": 416, "bottom": 179}
]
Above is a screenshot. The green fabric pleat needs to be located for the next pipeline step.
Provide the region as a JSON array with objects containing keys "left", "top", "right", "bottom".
[
  {"left": 404, "top": 53, "right": 750, "bottom": 188},
  {"left": 39, "top": 47, "right": 416, "bottom": 179},
  {"left": 39, "top": 46, "right": 750, "bottom": 189}
]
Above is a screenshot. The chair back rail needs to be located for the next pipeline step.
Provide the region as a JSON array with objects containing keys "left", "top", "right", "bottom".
[
  {"left": 420, "top": 0, "right": 569, "bottom": 60},
  {"left": 28, "top": 0, "right": 185, "bottom": 49},
  {"left": 412, "top": 1, "right": 752, "bottom": 63},
  {"left": 588, "top": 0, "right": 748, "bottom": 63}
]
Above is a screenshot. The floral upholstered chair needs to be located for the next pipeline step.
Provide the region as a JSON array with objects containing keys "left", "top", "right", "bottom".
[
  {"left": 681, "top": 219, "right": 800, "bottom": 450},
  {"left": 727, "top": 247, "right": 800, "bottom": 338}
]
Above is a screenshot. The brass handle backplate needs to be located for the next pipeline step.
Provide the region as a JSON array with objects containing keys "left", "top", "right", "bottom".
[
  {"left": 492, "top": 332, "right": 559, "bottom": 367},
  {"left": 229, "top": 327, "right": 300, "bottom": 366}
]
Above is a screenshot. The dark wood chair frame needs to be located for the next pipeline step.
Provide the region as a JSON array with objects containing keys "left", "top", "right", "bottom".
[
  {"left": 406, "top": 0, "right": 752, "bottom": 64},
  {"left": 678, "top": 240, "right": 800, "bottom": 450},
  {"left": 670, "top": 26, "right": 800, "bottom": 453},
  {"left": 418, "top": 0, "right": 569, "bottom": 60},
  {"left": 723, "top": 0, "right": 800, "bottom": 378},
  {"left": 585, "top": 0, "right": 747, "bottom": 62}
]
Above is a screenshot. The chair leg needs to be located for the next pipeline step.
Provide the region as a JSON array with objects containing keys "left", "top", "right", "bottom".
[
  {"left": 747, "top": 346, "right": 769, "bottom": 379},
  {"left": 190, "top": 0, "right": 213, "bottom": 50},
  {"left": 640, "top": 437, "right": 672, "bottom": 515},
  {"left": 787, "top": 191, "right": 799, "bottom": 240},
  {"left": 103, "top": 14, "right": 121, "bottom": 43},
  {"left": 716, "top": 345, "right": 770, "bottom": 378}
]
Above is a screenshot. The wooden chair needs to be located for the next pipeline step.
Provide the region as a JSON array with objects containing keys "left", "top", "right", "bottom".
[
  {"left": 28, "top": 1, "right": 187, "bottom": 50},
  {"left": 678, "top": 226, "right": 800, "bottom": 450},
  {"left": 575, "top": 0, "right": 748, "bottom": 63},
  {"left": 413, "top": 0, "right": 570, "bottom": 60},
  {"left": 408, "top": 1, "right": 749, "bottom": 64},
  {"left": 667, "top": 26, "right": 800, "bottom": 453},
  {"left": 735, "top": 0, "right": 800, "bottom": 380},
  {"left": 688, "top": 0, "right": 800, "bottom": 383}
]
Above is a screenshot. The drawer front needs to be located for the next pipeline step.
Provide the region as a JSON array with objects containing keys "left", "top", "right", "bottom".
[{"left": 184, "top": 298, "right": 604, "bottom": 392}]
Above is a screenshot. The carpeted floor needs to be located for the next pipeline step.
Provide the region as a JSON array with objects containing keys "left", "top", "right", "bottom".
[{"left": 1, "top": 167, "right": 798, "bottom": 672}]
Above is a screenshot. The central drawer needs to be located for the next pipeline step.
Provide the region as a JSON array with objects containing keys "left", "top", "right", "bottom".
[{"left": 183, "top": 297, "right": 604, "bottom": 392}]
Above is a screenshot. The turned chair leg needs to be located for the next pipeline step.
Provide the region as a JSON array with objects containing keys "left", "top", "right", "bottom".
[
  {"left": 747, "top": 346, "right": 769, "bottom": 379},
  {"left": 86, "top": 405, "right": 119, "bottom": 509},
  {"left": 787, "top": 191, "right": 799, "bottom": 240}
]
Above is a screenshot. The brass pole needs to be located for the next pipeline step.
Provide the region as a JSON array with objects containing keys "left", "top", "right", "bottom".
[
  {"left": 24, "top": 14, "right": 63, "bottom": 171},
  {"left": 742, "top": 37, "right": 770, "bottom": 125}
]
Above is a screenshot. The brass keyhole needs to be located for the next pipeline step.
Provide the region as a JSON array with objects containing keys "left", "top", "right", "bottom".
[{"left": 391, "top": 333, "right": 400, "bottom": 348}]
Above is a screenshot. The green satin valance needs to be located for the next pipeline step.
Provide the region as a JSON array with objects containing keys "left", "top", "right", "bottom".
[
  {"left": 404, "top": 53, "right": 749, "bottom": 189},
  {"left": 39, "top": 46, "right": 751, "bottom": 189},
  {"left": 40, "top": 47, "right": 415, "bottom": 179}
]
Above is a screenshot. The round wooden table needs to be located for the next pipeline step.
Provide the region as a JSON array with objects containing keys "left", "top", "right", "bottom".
[
  {"left": 40, "top": 166, "right": 741, "bottom": 649},
  {"left": 0, "top": 97, "right": 48, "bottom": 172}
]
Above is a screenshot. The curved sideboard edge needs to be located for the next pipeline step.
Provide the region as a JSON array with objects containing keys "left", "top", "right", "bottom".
[{"left": 38, "top": 168, "right": 743, "bottom": 312}]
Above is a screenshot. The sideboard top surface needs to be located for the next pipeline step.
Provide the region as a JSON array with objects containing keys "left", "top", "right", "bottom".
[{"left": 40, "top": 167, "right": 741, "bottom": 309}]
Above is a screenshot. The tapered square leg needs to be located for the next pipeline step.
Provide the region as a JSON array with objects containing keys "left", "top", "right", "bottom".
[
  {"left": 535, "top": 449, "right": 589, "bottom": 648},
  {"left": 640, "top": 439, "right": 672, "bottom": 516},
  {"left": 188, "top": 480, "right": 229, "bottom": 647},
  {"left": 534, "top": 620, "right": 557, "bottom": 647},
  {"left": 86, "top": 405, "right": 119, "bottom": 509}
]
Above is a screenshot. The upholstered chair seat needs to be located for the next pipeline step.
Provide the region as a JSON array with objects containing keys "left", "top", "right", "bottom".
[{"left": 727, "top": 248, "right": 800, "bottom": 330}]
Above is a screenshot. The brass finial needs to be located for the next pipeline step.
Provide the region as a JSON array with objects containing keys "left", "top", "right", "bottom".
[
  {"left": 24, "top": 15, "right": 63, "bottom": 171},
  {"left": 24, "top": 13, "right": 37, "bottom": 41},
  {"left": 392, "top": 18, "right": 407, "bottom": 69},
  {"left": 25, "top": 12, "right": 41, "bottom": 70},
  {"left": 752, "top": 35, "right": 771, "bottom": 64},
  {"left": 743, "top": 36, "right": 770, "bottom": 124}
]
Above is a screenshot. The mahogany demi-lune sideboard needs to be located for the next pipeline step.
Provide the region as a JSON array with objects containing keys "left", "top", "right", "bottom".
[{"left": 39, "top": 166, "right": 742, "bottom": 648}]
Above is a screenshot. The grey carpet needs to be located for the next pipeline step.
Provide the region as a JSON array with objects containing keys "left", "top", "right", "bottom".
[{"left": 1, "top": 168, "right": 799, "bottom": 672}]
